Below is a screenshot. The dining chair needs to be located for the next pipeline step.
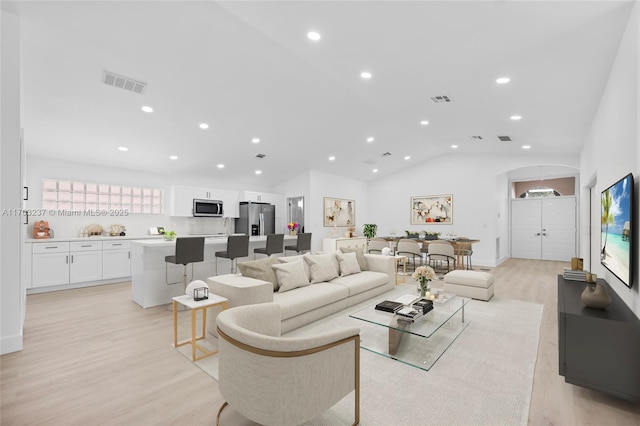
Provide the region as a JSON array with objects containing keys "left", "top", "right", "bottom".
[
  {"left": 367, "top": 238, "right": 389, "bottom": 254},
  {"left": 427, "top": 241, "right": 456, "bottom": 272},
  {"left": 396, "top": 238, "right": 423, "bottom": 271}
]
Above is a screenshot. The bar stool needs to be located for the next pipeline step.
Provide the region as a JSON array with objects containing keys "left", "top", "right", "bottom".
[
  {"left": 215, "top": 235, "right": 249, "bottom": 274},
  {"left": 165, "top": 237, "right": 205, "bottom": 289},
  {"left": 284, "top": 232, "right": 312, "bottom": 255},
  {"left": 253, "top": 233, "right": 284, "bottom": 259}
]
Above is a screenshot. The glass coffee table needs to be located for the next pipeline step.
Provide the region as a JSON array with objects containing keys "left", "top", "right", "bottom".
[{"left": 349, "top": 292, "right": 470, "bottom": 371}]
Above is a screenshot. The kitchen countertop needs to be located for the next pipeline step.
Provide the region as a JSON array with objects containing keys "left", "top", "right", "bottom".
[
  {"left": 130, "top": 234, "right": 296, "bottom": 247},
  {"left": 25, "top": 235, "right": 164, "bottom": 243}
]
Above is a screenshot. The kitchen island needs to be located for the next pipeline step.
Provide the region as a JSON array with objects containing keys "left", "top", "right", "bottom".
[{"left": 130, "top": 235, "right": 297, "bottom": 308}]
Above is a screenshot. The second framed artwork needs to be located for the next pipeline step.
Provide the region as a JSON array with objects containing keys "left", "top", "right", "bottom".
[
  {"left": 324, "top": 197, "right": 355, "bottom": 227},
  {"left": 411, "top": 194, "right": 453, "bottom": 224}
]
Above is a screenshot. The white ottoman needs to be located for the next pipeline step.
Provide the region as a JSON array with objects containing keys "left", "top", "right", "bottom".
[
  {"left": 443, "top": 270, "right": 494, "bottom": 301},
  {"left": 205, "top": 274, "right": 274, "bottom": 335}
]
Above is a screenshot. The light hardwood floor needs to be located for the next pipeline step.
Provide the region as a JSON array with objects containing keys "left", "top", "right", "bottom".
[{"left": 2, "top": 259, "right": 639, "bottom": 425}]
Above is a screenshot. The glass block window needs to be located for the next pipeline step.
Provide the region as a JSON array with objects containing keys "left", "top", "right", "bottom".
[{"left": 42, "top": 179, "right": 164, "bottom": 214}]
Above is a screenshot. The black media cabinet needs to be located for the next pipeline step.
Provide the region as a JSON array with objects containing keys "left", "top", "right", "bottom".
[{"left": 558, "top": 275, "right": 640, "bottom": 401}]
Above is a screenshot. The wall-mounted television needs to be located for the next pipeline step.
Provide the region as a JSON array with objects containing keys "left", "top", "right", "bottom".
[{"left": 601, "top": 173, "right": 634, "bottom": 288}]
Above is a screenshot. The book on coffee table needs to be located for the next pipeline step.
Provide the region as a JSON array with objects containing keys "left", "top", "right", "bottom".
[
  {"left": 375, "top": 300, "right": 404, "bottom": 313},
  {"left": 394, "top": 294, "right": 421, "bottom": 306},
  {"left": 396, "top": 306, "right": 423, "bottom": 322}
]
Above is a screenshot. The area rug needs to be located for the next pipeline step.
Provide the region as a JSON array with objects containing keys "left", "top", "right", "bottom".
[{"left": 176, "top": 291, "right": 543, "bottom": 426}]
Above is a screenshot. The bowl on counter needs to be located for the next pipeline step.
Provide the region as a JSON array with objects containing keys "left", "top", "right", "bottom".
[{"left": 163, "top": 234, "right": 176, "bottom": 241}]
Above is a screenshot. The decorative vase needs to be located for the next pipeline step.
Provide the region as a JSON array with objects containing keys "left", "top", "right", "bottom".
[
  {"left": 581, "top": 283, "right": 612, "bottom": 309},
  {"left": 419, "top": 281, "right": 430, "bottom": 298},
  {"left": 290, "top": 229, "right": 297, "bottom": 236}
]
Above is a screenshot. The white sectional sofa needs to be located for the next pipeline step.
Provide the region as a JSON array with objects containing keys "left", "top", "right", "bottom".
[{"left": 206, "top": 250, "right": 396, "bottom": 334}]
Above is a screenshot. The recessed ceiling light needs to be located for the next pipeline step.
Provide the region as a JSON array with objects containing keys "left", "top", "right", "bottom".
[
  {"left": 366, "top": 137, "right": 375, "bottom": 143},
  {"left": 496, "top": 77, "right": 511, "bottom": 84},
  {"left": 360, "top": 71, "right": 372, "bottom": 79},
  {"left": 328, "top": 156, "right": 336, "bottom": 161},
  {"left": 420, "top": 120, "right": 429, "bottom": 126},
  {"left": 118, "top": 146, "right": 128, "bottom": 152},
  {"left": 217, "top": 163, "right": 224, "bottom": 168},
  {"left": 522, "top": 145, "right": 531, "bottom": 150},
  {"left": 404, "top": 156, "right": 411, "bottom": 160},
  {"left": 141, "top": 106, "right": 153, "bottom": 113},
  {"left": 372, "top": 168, "right": 378, "bottom": 173},
  {"left": 199, "top": 123, "right": 209, "bottom": 129},
  {"left": 451, "top": 145, "right": 459, "bottom": 149},
  {"left": 510, "top": 115, "right": 522, "bottom": 120},
  {"left": 251, "top": 137, "right": 260, "bottom": 143},
  {"left": 255, "top": 170, "right": 262, "bottom": 175},
  {"left": 307, "top": 31, "right": 321, "bottom": 41},
  {"left": 169, "top": 155, "right": 178, "bottom": 160}
]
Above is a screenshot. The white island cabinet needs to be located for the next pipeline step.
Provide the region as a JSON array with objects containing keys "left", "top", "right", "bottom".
[{"left": 130, "top": 235, "right": 297, "bottom": 308}]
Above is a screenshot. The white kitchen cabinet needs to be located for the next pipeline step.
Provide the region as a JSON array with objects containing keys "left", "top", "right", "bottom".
[
  {"left": 221, "top": 190, "right": 240, "bottom": 218},
  {"left": 102, "top": 241, "right": 131, "bottom": 280},
  {"left": 69, "top": 241, "right": 102, "bottom": 283},
  {"left": 31, "top": 242, "right": 70, "bottom": 288},
  {"left": 322, "top": 237, "right": 367, "bottom": 252},
  {"left": 170, "top": 185, "right": 235, "bottom": 217}
]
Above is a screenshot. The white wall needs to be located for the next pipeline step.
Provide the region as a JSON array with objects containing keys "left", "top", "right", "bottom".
[
  {"left": 1, "top": 10, "right": 24, "bottom": 354},
  {"left": 580, "top": 3, "right": 639, "bottom": 315},
  {"left": 367, "top": 153, "right": 578, "bottom": 267},
  {"left": 25, "top": 156, "right": 276, "bottom": 238}
]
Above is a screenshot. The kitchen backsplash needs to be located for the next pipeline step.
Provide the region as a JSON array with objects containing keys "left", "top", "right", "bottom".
[{"left": 25, "top": 215, "right": 235, "bottom": 239}]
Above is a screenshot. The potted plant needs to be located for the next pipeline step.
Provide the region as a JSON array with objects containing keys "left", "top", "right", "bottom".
[
  {"left": 405, "top": 230, "right": 420, "bottom": 239},
  {"left": 363, "top": 224, "right": 377, "bottom": 240},
  {"left": 422, "top": 231, "right": 440, "bottom": 240}
]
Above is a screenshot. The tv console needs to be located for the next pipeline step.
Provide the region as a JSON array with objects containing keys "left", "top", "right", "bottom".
[{"left": 558, "top": 275, "right": 640, "bottom": 401}]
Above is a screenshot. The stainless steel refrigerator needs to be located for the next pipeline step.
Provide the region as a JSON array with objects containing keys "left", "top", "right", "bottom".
[{"left": 235, "top": 202, "right": 275, "bottom": 236}]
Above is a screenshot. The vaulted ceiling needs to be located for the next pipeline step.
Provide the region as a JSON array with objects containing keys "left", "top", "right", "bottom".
[{"left": 6, "top": 1, "right": 635, "bottom": 186}]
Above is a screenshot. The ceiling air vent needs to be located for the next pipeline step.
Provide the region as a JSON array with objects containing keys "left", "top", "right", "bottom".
[
  {"left": 381, "top": 152, "right": 392, "bottom": 157},
  {"left": 102, "top": 71, "right": 147, "bottom": 94},
  {"left": 430, "top": 95, "right": 452, "bottom": 103},
  {"left": 255, "top": 153, "right": 266, "bottom": 159},
  {"left": 469, "top": 136, "right": 483, "bottom": 140},
  {"left": 497, "top": 136, "right": 512, "bottom": 142}
]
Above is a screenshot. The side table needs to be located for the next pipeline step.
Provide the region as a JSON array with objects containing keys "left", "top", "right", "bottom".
[
  {"left": 173, "top": 294, "right": 228, "bottom": 361},
  {"left": 394, "top": 255, "right": 407, "bottom": 284}
]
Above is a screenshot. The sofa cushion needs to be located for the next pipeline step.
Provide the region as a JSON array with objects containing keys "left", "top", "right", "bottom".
[
  {"left": 330, "top": 271, "right": 389, "bottom": 296},
  {"left": 304, "top": 253, "right": 339, "bottom": 283},
  {"left": 273, "top": 283, "right": 349, "bottom": 319},
  {"left": 278, "top": 255, "right": 311, "bottom": 282},
  {"left": 340, "top": 246, "right": 368, "bottom": 271},
  {"left": 272, "top": 260, "right": 310, "bottom": 293},
  {"left": 335, "top": 251, "right": 361, "bottom": 276},
  {"left": 237, "top": 256, "right": 279, "bottom": 291}
]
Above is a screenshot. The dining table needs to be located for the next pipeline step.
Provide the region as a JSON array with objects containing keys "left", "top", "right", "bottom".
[{"left": 383, "top": 237, "right": 480, "bottom": 270}]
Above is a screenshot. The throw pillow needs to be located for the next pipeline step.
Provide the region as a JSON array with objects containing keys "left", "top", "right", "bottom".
[
  {"left": 237, "top": 256, "right": 279, "bottom": 291},
  {"left": 336, "top": 251, "right": 361, "bottom": 276},
  {"left": 272, "top": 260, "right": 310, "bottom": 293},
  {"left": 304, "top": 253, "right": 339, "bottom": 283},
  {"left": 278, "top": 255, "right": 311, "bottom": 282},
  {"left": 340, "top": 246, "right": 368, "bottom": 271},
  {"left": 316, "top": 250, "right": 341, "bottom": 275}
]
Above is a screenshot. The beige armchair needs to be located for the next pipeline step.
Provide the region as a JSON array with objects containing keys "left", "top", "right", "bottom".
[
  {"left": 427, "top": 241, "right": 457, "bottom": 272},
  {"left": 367, "top": 237, "right": 389, "bottom": 253},
  {"left": 216, "top": 303, "right": 360, "bottom": 426}
]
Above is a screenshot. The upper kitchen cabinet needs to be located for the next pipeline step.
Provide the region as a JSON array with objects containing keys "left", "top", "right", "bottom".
[{"left": 169, "top": 185, "right": 238, "bottom": 217}]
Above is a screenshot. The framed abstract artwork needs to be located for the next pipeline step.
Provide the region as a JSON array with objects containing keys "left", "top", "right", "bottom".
[
  {"left": 324, "top": 197, "right": 355, "bottom": 227},
  {"left": 411, "top": 194, "right": 453, "bottom": 224}
]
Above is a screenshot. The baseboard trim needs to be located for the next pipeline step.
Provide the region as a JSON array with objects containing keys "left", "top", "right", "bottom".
[{"left": 1, "top": 332, "right": 23, "bottom": 355}]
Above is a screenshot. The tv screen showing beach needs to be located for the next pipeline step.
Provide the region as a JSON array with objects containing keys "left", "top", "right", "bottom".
[{"left": 601, "top": 173, "right": 634, "bottom": 288}]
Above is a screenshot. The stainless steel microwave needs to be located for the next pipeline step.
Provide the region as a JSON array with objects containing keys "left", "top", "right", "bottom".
[{"left": 193, "top": 199, "right": 223, "bottom": 217}]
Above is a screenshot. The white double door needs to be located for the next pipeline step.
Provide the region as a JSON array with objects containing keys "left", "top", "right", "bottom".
[{"left": 511, "top": 197, "right": 576, "bottom": 261}]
